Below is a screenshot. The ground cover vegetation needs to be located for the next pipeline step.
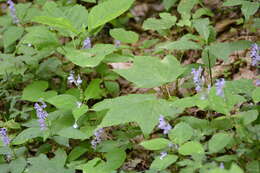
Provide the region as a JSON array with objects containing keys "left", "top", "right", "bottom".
[{"left": 0, "top": 0, "right": 259, "bottom": 172}]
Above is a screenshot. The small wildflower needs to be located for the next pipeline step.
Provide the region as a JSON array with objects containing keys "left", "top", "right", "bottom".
[
  {"left": 159, "top": 152, "right": 167, "bottom": 160},
  {"left": 34, "top": 101, "right": 48, "bottom": 130},
  {"left": 250, "top": 43, "right": 260, "bottom": 66},
  {"left": 91, "top": 128, "right": 104, "bottom": 149},
  {"left": 28, "top": 43, "right": 32, "bottom": 47},
  {"left": 191, "top": 66, "right": 204, "bottom": 92},
  {"left": 255, "top": 79, "right": 260, "bottom": 86},
  {"left": 215, "top": 78, "right": 225, "bottom": 97},
  {"left": 73, "top": 122, "right": 79, "bottom": 129},
  {"left": 219, "top": 162, "right": 224, "bottom": 169},
  {"left": 7, "top": 0, "right": 19, "bottom": 24},
  {"left": 76, "top": 101, "right": 82, "bottom": 108},
  {"left": 115, "top": 40, "right": 121, "bottom": 48},
  {"left": 168, "top": 142, "right": 179, "bottom": 150},
  {"left": 68, "top": 71, "right": 82, "bottom": 87},
  {"left": 83, "top": 37, "right": 91, "bottom": 49},
  {"left": 0, "top": 128, "right": 10, "bottom": 146},
  {"left": 158, "top": 115, "right": 172, "bottom": 134}
]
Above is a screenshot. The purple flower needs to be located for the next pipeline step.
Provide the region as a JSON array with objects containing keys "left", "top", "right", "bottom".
[
  {"left": 250, "top": 43, "right": 260, "bottom": 66},
  {"left": 191, "top": 66, "right": 204, "bottom": 92},
  {"left": 215, "top": 78, "right": 225, "bottom": 97},
  {"left": 115, "top": 40, "right": 121, "bottom": 48},
  {"left": 83, "top": 37, "right": 91, "bottom": 49},
  {"left": 91, "top": 128, "right": 104, "bottom": 149},
  {"left": 34, "top": 101, "right": 48, "bottom": 130},
  {"left": 159, "top": 152, "right": 167, "bottom": 160},
  {"left": 255, "top": 79, "right": 260, "bottom": 86},
  {"left": 219, "top": 162, "right": 224, "bottom": 169},
  {"left": 68, "top": 71, "right": 82, "bottom": 87},
  {"left": 158, "top": 115, "right": 172, "bottom": 134},
  {"left": 7, "top": 0, "right": 19, "bottom": 24},
  {"left": 0, "top": 128, "right": 10, "bottom": 146}
]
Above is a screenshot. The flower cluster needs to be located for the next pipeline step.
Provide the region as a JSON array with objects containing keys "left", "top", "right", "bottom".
[
  {"left": 83, "top": 37, "right": 91, "bottom": 49},
  {"left": 0, "top": 128, "right": 10, "bottom": 146},
  {"left": 7, "top": 0, "right": 19, "bottom": 24},
  {"left": 158, "top": 115, "right": 172, "bottom": 134},
  {"left": 215, "top": 78, "right": 225, "bottom": 97},
  {"left": 191, "top": 66, "right": 204, "bottom": 92},
  {"left": 115, "top": 40, "right": 121, "bottom": 48},
  {"left": 68, "top": 71, "right": 82, "bottom": 87},
  {"left": 159, "top": 151, "right": 167, "bottom": 160},
  {"left": 250, "top": 43, "right": 260, "bottom": 66},
  {"left": 91, "top": 128, "right": 104, "bottom": 149},
  {"left": 34, "top": 100, "right": 48, "bottom": 130}
]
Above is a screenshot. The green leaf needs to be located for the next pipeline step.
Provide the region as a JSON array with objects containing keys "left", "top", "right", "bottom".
[
  {"left": 252, "top": 87, "right": 260, "bottom": 103},
  {"left": 105, "top": 148, "right": 126, "bottom": 170},
  {"left": 47, "top": 94, "right": 78, "bottom": 111},
  {"left": 114, "top": 55, "right": 185, "bottom": 88},
  {"left": 177, "top": 0, "right": 199, "bottom": 18},
  {"left": 22, "top": 26, "right": 60, "bottom": 50},
  {"left": 3, "top": 26, "right": 24, "bottom": 49},
  {"left": 140, "top": 138, "right": 171, "bottom": 150},
  {"left": 32, "top": 16, "right": 78, "bottom": 35},
  {"left": 12, "top": 127, "right": 44, "bottom": 145},
  {"left": 179, "top": 141, "right": 204, "bottom": 155},
  {"left": 68, "top": 143, "right": 89, "bottom": 161},
  {"left": 162, "top": 0, "right": 178, "bottom": 10},
  {"left": 84, "top": 79, "right": 106, "bottom": 100},
  {"left": 208, "top": 133, "right": 231, "bottom": 153},
  {"left": 9, "top": 157, "right": 27, "bottom": 173},
  {"left": 223, "top": 0, "right": 244, "bottom": 6},
  {"left": 88, "top": 0, "right": 134, "bottom": 31},
  {"left": 57, "top": 127, "right": 89, "bottom": 140},
  {"left": 169, "top": 122, "right": 193, "bottom": 145},
  {"left": 192, "top": 18, "right": 210, "bottom": 42},
  {"left": 150, "top": 154, "right": 178, "bottom": 171},
  {"left": 241, "top": 2, "right": 259, "bottom": 20},
  {"left": 158, "top": 39, "right": 202, "bottom": 50},
  {"left": 22, "top": 81, "right": 57, "bottom": 102},
  {"left": 229, "top": 163, "right": 244, "bottom": 173},
  {"left": 27, "top": 149, "right": 74, "bottom": 173},
  {"left": 72, "top": 104, "right": 88, "bottom": 122},
  {"left": 110, "top": 28, "right": 139, "bottom": 43},
  {"left": 208, "top": 40, "right": 252, "bottom": 61},
  {"left": 93, "top": 94, "right": 182, "bottom": 135},
  {"left": 64, "top": 44, "right": 116, "bottom": 67},
  {"left": 246, "top": 160, "right": 260, "bottom": 173},
  {"left": 236, "top": 110, "right": 258, "bottom": 125},
  {"left": 143, "top": 13, "right": 177, "bottom": 31}
]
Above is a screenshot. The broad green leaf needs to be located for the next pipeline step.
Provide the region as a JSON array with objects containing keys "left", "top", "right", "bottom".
[
  {"left": 12, "top": 127, "right": 44, "bottom": 145},
  {"left": 105, "top": 148, "right": 126, "bottom": 170},
  {"left": 177, "top": 0, "right": 199, "bottom": 18},
  {"left": 158, "top": 40, "right": 202, "bottom": 50},
  {"left": 178, "top": 141, "right": 204, "bottom": 155},
  {"left": 57, "top": 127, "right": 89, "bottom": 140},
  {"left": 84, "top": 79, "right": 106, "bottom": 100},
  {"left": 41, "top": 1, "right": 64, "bottom": 18},
  {"left": 68, "top": 143, "right": 89, "bottom": 161},
  {"left": 0, "top": 54, "right": 27, "bottom": 75},
  {"left": 64, "top": 5, "right": 88, "bottom": 32},
  {"left": 143, "top": 13, "right": 177, "bottom": 31},
  {"left": 150, "top": 154, "right": 178, "bottom": 171},
  {"left": 93, "top": 94, "right": 182, "bottom": 135},
  {"left": 88, "top": 0, "right": 134, "bottom": 31},
  {"left": 246, "top": 160, "right": 260, "bottom": 173},
  {"left": 22, "top": 26, "right": 60, "bottom": 50},
  {"left": 82, "top": 158, "right": 107, "bottom": 173},
  {"left": 208, "top": 87, "right": 246, "bottom": 115},
  {"left": 3, "top": 26, "right": 24, "bottom": 49},
  {"left": 169, "top": 122, "right": 193, "bottom": 145},
  {"left": 229, "top": 163, "right": 244, "bottom": 173},
  {"left": 27, "top": 150, "right": 74, "bottom": 173},
  {"left": 16, "top": 3, "right": 31, "bottom": 23},
  {"left": 225, "top": 79, "right": 255, "bottom": 97},
  {"left": 163, "top": 0, "right": 178, "bottom": 10},
  {"left": 235, "top": 110, "right": 258, "bottom": 125},
  {"left": 32, "top": 16, "right": 78, "bottom": 34},
  {"left": 64, "top": 44, "right": 116, "bottom": 67},
  {"left": 9, "top": 158, "right": 27, "bottom": 173},
  {"left": 208, "top": 40, "right": 252, "bottom": 61},
  {"left": 193, "top": 18, "right": 210, "bottom": 42},
  {"left": 208, "top": 133, "right": 231, "bottom": 153},
  {"left": 223, "top": 0, "right": 244, "bottom": 6},
  {"left": 72, "top": 104, "right": 88, "bottom": 122},
  {"left": 82, "top": 0, "right": 96, "bottom": 2},
  {"left": 252, "top": 87, "right": 260, "bottom": 103},
  {"left": 22, "top": 81, "right": 57, "bottom": 102},
  {"left": 47, "top": 94, "right": 78, "bottom": 111},
  {"left": 114, "top": 55, "right": 185, "bottom": 88},
  {"left": 241, "top": 2, "right": 259, "bottom": 20},
  {"left": 140, "top": 138, "right": 171, "bottom": 150},
  {"left": 110, "top": 28, "right": 139, "bottom": 43}
]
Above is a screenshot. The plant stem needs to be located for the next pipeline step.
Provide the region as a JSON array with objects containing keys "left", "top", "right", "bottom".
[{"left": 207, "top": 50, "right": 213, "bottom": 86}]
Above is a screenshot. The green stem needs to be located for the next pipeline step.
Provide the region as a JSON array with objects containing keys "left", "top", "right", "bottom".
[{"left": 207, "top": 50, "right": 213, "bottom": 86}]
